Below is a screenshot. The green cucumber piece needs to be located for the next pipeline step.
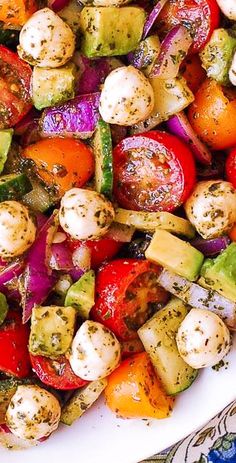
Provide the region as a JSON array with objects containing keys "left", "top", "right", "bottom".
[
  {"left": 0, "top": 293, "right": 8, "bottom": 326},
  {"left": 0, "top": 173, "right": 32, "bottom": 202},
  {"left": 138, "top": 298, "right": 198, "bottom": 395},
  {"left": 61, "top": 379, "right": 107, "bottom": 425},
  {"left": 22, "top": 179, "right": 56, "bottom": 212},
  {"left": 0, "top": 129, "right": 13, "bottom": 174},
  {"left": 94, "top": 120, "right": 113, "bottom": 198},
  {"left": 64, "top": 270, "right": 95, "bottom": 319}
]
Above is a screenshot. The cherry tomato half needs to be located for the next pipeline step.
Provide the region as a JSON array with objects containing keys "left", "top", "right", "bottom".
[
  {"left": 156, "top": 0, "right": 220, "bottom": 54},
  {"left": 0, "top": 0, "right": 37, "bottom": 27},
  {"left": 22, "top": 138, "right": 94, "bottom": 196},
  {"left": 188, "top": 80, "right": 236, "bottom": 151},
  {"left": 226, "top": 148, "right": 236, "bottom": 189},
  {"left": 113, "top": 131, "right": 196, "bottom": 212},
  {"left": 0, "top": 46, "right": 32, "bottom": 129},
  {"left": 91, "top": 259, "right": 168, "bottom": 341},
  {"left": 67, "top": 238, "right": 122, "bottom": 269},
  {"left": 0, "top": 310, "right": 31, "bottom": 378},
  {"left": 30, "top": 354, "right": 88, "bottom": 390},
  {"left": 180, "top": 55, "right": 206, "bottom": 93}
]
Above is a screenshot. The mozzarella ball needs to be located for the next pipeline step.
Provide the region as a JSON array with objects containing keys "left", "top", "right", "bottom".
[
  {"left": 176, "top": 309, "right": 231, "bottom": 369},
  {"left": 69, "top": 320, "right": 121, "bottom": 380},
  {"left": 59, "top": 188, "right": 115, "bottom": 240},
  {"left": 0, "top": 201, "right": 36, "bottom": 258},
  {"left": 6, "top": 385, "right": 61, "bottom": 440},
  {"left": 216, "top": 0, "right": 236, "bottom": 19},
  {"left": 99, "top": 66, "right": 154, "bottom": 126},
  {"left": 184, "top": 180, "right": 236, "bottom": 239},
  {"left": 18, "top": 8, "right": 75, "bottom": 68},
  {"left": 229, "top": 51, "right": 236, "bottom": 86}
]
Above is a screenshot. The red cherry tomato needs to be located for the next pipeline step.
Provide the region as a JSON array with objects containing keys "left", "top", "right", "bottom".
[
  {"left": 68, "top": 238, "right": 122, "bottom": 269},
  {"left": 0, "top": 46, "right": 32, "bottom": 128},
  {"left": 91, "top": 259, "right": 169, "bottom": 341},
  {"left": 113, "top": 131, "right": 196, "bottom": 212},
  {"left": 156, "top": 0, "right": 220, "bottom": 54},
  {"left": 226, "top": 148, "right": 236, "bottom": 189},
  {"left": 30, "top": 354, "right": 88, "bottom": 390},
  {"left": 0, "top": 310, "right": 31, "bottom": 378}
]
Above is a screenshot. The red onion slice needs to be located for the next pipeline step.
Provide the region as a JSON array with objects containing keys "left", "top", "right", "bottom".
[
  {"left": 40, "top": 93, "right": 101, "bottom": 139},
  {"left": 150, "top": 25, "right": 192, "bottom": 78},
  {"left": 48, "top": 0, "right": 70, "bottom": 12},
  {"left": 191, "top": 236, "right": 231, "bottom": 256},
  {"left": 142, "top": 0, "right": 168, "bottom": 39},
  {"left": 167, "top": 111, "right": 212, "bottom": 165},
  {"left": 49, "top": 242, "right": 74, "bottom": 271}
]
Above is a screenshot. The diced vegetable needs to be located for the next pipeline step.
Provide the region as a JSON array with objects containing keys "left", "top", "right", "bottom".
[
  {"left": 128, "top": 35, "right": 161, "bottom": 76},
  {"left": 61, "top": 379, "right": 107, "bottom": 425},
  {"left": 0, "top": 0, "right": 37, "bottom": 27},
  {"left": 22, "top": 179, "right": 56, "bottom": 213},
  {"left": 29, "top": 306, "right": 76, "bottom": 358},
  {"left": 93, "top": 120, "right": 113, "bottom": 198},
  {"left": 105, "top": 352, "right": 174, "bottom": 419},
  {"left": 0, "top": 129, "right": 13, "bottom": 174},
  {"left": 138, "top": 298, "right": 198, "bottom": 395},
  {"left": 80, "top": 7, "right": 146, "bottom": 57},
  {"left": 58, "top": 0, "right": 82, "bottom": 32},
  {"left": 131, "top": 76, "right": 194, "bottom": 134},
  {"left": 49, "top": 242, "right": 74, "bottom": 271},
  {"left": 145, "top": 229, "right": 204, "bottom": 281},
  {"left": 0, "top": 293, "right": 8, "bottom": 325},
  {"left": 166, "top": 112, "right": 212, "bottom": 165},
  {"left": 115, "top": 208, "right": 195, "bottom": 238},
  {"left": 48, "top": 0, "right": 70, "bottom": 12},
  {"left": 64, "top": 270, "right": 95, "bottom": 319},
  {"left": 74, "top": 54, "right": 122, "bottom": 95},
  {"left": 191, "top": 236, "right": 230, "bottom": 256},
  {"left": 157, "top": 268, "right": 236, "bottom": 329},
  {"left": 20, "top": 213, "right": 58, "bottom": 323},
  {"left": 40, "top": 93, "right": 101, "bottom": 139},
  {"left": 150, "top": 25, "right": 192, "bottom": 79},
  {"left": 104, "top": 222, "right": 135, "bottom": 242},
  {"left": 0, "top": 174, "right": 32, "bottom": 202},
  {"left": 142, "top": 0, "right": 168, "bottom": 39}
]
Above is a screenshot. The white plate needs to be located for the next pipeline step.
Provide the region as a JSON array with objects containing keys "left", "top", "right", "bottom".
[{"left": 1, "top": 334, "right": 236, "bottom": 463}]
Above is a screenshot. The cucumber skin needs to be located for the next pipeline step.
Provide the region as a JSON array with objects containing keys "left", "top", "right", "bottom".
[
  {"left": 94, "top": 120, "right": 113, "bottom": 199},
  {"left": 0, "top": 174, "right": 32, "bottom": 202}
]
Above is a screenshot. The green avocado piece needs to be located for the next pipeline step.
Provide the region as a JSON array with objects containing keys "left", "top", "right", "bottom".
[
  {"left": 29, "top": 306, "right": 76, "bottom": 358},
  {"left": 80, "top": 7, "right": 146, "bottom": 57},
  {"left": 64, "top": 270, "right": 95, "bottom": 319},
  {"left": 200, "top": 28, "right": 236, "bottom": 85},
  {"left": 32, "top": 62, "right": 76, "bottom": 110},
  {"left": 131, "top": 35, "right": 161, "bottom": 76},
  {"left": 0, "top": 129, "right": 13, "bottom": 174},
  {"left": 0, "top": 293, "right": 8, "bottom": 326},
  {"left": 200, "top": 243, "right": 236, "bottom": 302}
]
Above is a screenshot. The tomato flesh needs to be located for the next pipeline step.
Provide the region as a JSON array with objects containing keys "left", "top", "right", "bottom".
[
  {"left": 226, "top": 149, "right": 236, "bottom": 189},
  {"left": 113, "top": 131, "right": 196, "bottom": 212},
  {"left": 30, "top": 354, "right": 88, "bottom": 390},
  {"left": 0, "top": 46, "right": 32, "bottom": 128},
  {"left": 91, "top": 259, "right": 168, "bottom": 341},
  {"left": 156, "top": 0, "right": 220, "bottom": 54},
  {"left": 0, "top": 311, "right": 31, "bottom": 378}
]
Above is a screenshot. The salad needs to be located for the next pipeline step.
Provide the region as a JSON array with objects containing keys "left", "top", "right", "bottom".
[{"left": 0, "top": 0, "right": 235, "bottom": 449}]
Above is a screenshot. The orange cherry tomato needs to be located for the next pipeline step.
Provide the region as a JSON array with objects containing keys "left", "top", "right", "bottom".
[
  {"left": 229, "top": 225, "right": 236, "bottom": 242},
  {"left": 180, "top": 55, "right": 206, "bottom": 93},
  {"left": 22, "top": 138, "right": 94, "bottom": 196},
  {"left": 188, "top": 79, "right": 236, "bottom": 151},
  {"left": 0, "top": 0, "right": 37, "bottom": 27},
  {"left": 105, "top": 352, "right": 174, "bottom": 419}
]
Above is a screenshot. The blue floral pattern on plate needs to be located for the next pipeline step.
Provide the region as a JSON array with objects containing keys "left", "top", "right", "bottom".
[{"left": 141, "top": 401, "right": 236, "bottom": 463}]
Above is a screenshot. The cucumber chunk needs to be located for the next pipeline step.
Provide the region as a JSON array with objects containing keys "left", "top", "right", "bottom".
[
  {"left": 0, "top": 129, "right": 13, "bottom": 174},
  {"left": 0, "top": 293, "right": 8, "bottom": 326},
  {"left": 138, "top": 298, "right": 198, "bottom": 395},
  {"left": 61, "top": 379, "right": 107, "bottom": 425},
  {"left": 93, "top": 120, "right": 113, "bottom": 198},
  {"left": 0, "top": 173, "right": 32, "bottom": 201}
]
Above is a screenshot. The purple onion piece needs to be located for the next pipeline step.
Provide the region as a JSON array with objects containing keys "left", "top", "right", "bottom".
[
  {"left": 48, "top": 0, "right": 70, "bottom": 12},
  {"left": 167, "top": 112, "right": 212, "bottom": 165},
  {"left": 142, "top": 0, "right": 168, "bottom": 39},
  {"left": 191, "top": 236, "right": 231, "bottom": 256},
  {"left": 14, "top": 108, "right": 41, "bottom": 136},
  {"left": 35, "top": 212, "right": 48, "bottom": 231},
  {"left": 150, "top": 25, "right": 192, "bottom": 78},
  {"left": 21, "top": 214, "right": 58, "bottom": 323},
  {"left": 49, "top": 242, "right": 74, "bottom": 271},
  {"left": 20, "top": 119, "right": 42, "bottom": 147},
  {"left": 69, "top": 268, "right": 84, "bottom": 282},
  {"left": 40, "top": 93, "right": 101, "bottom": 139},
  {"left": 75, "top": 55, "right": 111, "bottom": 95},
  {"left": 0, "top": 261, "right": 24, "bottom": 300},
  {"left": 197, "top": 152, "right": 226, "bottom": 179}
]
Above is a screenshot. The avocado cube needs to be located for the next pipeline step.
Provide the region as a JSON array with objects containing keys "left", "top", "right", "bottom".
[
  {"left": 200, "top": 243, "right": 236, "bottom": 302},
  {"left": 32, "top": 62, "right": 76, "bottom": 110},
  {"left": 29, "top": 306, "right": 76, "bottom": 358},
  {"left": 145, "top": 229, "right": 204, "bottom": 281},
  {"left": 80, "top": 7, "right": 146, "bottom": 57},
  {"left": 200, "top": 28, "right": 236, "bottom": 85},
  {"left": 64, "top": 270, "right": 95, "bottom": 319}
]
